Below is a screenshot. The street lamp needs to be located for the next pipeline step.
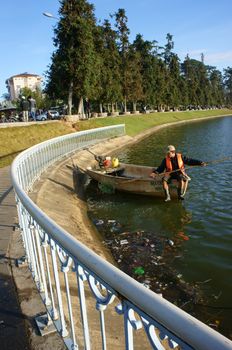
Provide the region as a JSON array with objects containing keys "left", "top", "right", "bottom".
[
  {"left": 43, "top": 12, "right": 59, "bottom": 20},
  {"left": 43, "top": 10, "right": 75, "bottom": 116}
]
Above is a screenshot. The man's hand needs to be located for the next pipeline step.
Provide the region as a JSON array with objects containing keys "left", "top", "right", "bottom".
[
  {"left": 201, "top": 162, "right": 207, "bottom": 167},
  {"left": 150, "top": 172, "right": 158, "bottom": 178}
]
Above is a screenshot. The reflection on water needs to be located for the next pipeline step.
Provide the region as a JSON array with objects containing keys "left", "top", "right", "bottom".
[{"left": 86, "top": 116, "right": 232, "bottom": 338}]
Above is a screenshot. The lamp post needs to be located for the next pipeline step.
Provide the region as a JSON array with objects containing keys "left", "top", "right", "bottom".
[
  {"left": 43, "top": 9, "right": 76, "bottom": 117},
  {"left": 43, "top": 12, "right": 59, "bottom": 20}
]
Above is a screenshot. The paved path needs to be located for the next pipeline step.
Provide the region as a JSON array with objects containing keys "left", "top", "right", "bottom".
[
  {"left": 0, "top": 120, "right": 59, "bottom": 128},
  {"left": 0, "top": 166, "right": 30, "bottom": 349}
]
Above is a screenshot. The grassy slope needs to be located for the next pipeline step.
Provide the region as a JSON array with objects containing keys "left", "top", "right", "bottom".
[
  {"left": 74, "top": 109, "right": 232, "bottom": 136},
  {"left": 0, "top": 122, "right": 75, "bottom": 168},
  {"left": 1, "top": 109, "right": 232, "bottom": 168}
]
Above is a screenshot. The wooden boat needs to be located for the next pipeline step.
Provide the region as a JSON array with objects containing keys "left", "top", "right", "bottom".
[{"left": 85, "top": 163, "right": 180, "bottom": 198}]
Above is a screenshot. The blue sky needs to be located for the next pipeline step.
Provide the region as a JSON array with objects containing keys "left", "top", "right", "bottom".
[{"left": 1, "top": 0, "right": 232, "bottom": 99}]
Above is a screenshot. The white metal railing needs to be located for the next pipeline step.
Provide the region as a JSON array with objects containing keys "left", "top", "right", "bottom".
[{"left": 11, "top": 125, "right": 232, "bottom": 350}]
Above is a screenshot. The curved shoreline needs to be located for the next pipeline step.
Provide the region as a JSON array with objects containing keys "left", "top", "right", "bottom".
[{"left": 33, "top": 113, "right": 231, "bottom": 262}]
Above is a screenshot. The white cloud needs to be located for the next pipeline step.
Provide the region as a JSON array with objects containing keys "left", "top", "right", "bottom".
[
  {"left": 205, "top": 51, "right": 232, "bottom": 64},
  {"left": 179, "top": 49, "right": 232, "bottom": 68},
  {"left": 187, "top": 49, "right": 207, "bottom": 56}
]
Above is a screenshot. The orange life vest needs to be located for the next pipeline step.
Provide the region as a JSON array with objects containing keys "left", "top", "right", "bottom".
[{"left": 165, "top": 153, "right": 185, "bottom": 175}]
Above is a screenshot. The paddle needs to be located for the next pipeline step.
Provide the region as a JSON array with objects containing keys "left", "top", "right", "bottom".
[
  {"left": 153, "top": 155, "right": 232, "bottom": 178},
  {"left": 119, "top": 176, "right": 147, "bottom": 184},
  {"left": 83, "top": 147, "right": 98, "bottom": 158},
  {"left": 83, "top": 147, "right": 106, "bottom": 167},
  {"left": 120, "top": 155, "right": 232, "bottom": 184}
]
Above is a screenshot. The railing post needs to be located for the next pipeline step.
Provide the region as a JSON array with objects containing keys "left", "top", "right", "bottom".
[
  {"left": 50, "top": 239, "right": 68, "bottom": 338},
  {"left": 96, "top": 303, "right": 107, "bottom": 350},
  {"left": 62, "top": 264, "right": 78, "bottom": 349},
  {"left": 76, "top": 265, "right": 91, "bottom": 350},
  {"left": 42, "top": 237, "right": 58, "bottom": 320}
]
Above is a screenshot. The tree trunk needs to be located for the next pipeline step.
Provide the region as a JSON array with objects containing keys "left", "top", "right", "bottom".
[
  {"left": 111, "top": 102, "right": 114, "bottom": 113},
  {"left": 99, "top": 103, "right": 103, "bottom": 114},
  {"left": 78, "top": 97, "right": 85, "bottom": 119},
  {"left": 124, "top": 97, "right": 127, "bottom": 113},
  {"left": 133, "top": 101, "right": 136, "bottom": 111},
  {"left": 68, "top": 80, "right": 73, "bottom": 115}
]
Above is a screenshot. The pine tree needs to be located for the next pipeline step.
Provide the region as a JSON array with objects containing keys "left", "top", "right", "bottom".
[
  {"left": 133, "top": 34, "right": 161, "bottom": 109},
  {"left": 223, "top": 67, "right": 232, "bottom": 105},
  {"left": 209, "top": 68, "right": 224, "bottom": 106},
  {"left": 167, "top": 54, "right": 182, "bottom": 109},
  {"left": 46, "top": 0, "right": 98, "bottom": 115},
  {"left": 97, "top": 20, "right": 122, "bottom": 113},
  {"left": 126, "top": 46, "right": 143, "bottom": 111},
  {"left": 114, "top": 8, "right": 130, "bottom": 112}
]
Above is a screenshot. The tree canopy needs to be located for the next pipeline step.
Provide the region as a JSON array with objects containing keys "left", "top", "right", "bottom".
[{"left": 45, "top": 0, "right": 232, "bottom": 115}]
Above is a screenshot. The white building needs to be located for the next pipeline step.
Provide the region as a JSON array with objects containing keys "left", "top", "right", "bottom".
[{"left": 6, "top": 72, "right": 42, "bottom": 100}]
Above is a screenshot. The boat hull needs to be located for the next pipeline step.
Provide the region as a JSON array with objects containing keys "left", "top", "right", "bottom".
[{"left": 86, "top": 163, "right": 179, "bottom": 198}]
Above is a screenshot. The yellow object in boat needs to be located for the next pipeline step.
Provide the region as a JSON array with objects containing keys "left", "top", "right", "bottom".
[{"left": 112, "top": 157, "right": 119, "bottom": 168}]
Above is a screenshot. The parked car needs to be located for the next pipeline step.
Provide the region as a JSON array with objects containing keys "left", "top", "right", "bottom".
[
  {"left": 35, "top": 113, "right": 47, "bottom": 121},
  {"left": 47, "top": 110, "right": 60, "bottom": 119}
]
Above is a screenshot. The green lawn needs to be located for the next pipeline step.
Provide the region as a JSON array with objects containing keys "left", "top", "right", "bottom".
[
  {"left": 0, "top": 122, "right": 75, "bottom": 168},
  {"left": 1, "top": 109, "right": 232, "bottom": 168},
  {"left": 73, "top": 109, "right": 232, "bottom": 136}
]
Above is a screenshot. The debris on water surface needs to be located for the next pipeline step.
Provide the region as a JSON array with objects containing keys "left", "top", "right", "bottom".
[
  {"left": 92, "top": 218, "right": 123, "bottom": 236},
  {"left": 90, "top": 216, "right": 217, "bottom": 323},
  {"left": 134, "top": 266, "right": 145, "bottom": 275},
  {"left": 142, "top": 279, "right": 151, "bottom": 289},
  {"left": 93, "top": 219, "right": 104, "bottom": 226},
  {"left": 167, "top": 239, "right": 174, "bottom": 247},
  {"left": 110, "top": 223, "right": 122, "bottom": 233},
  {"left": 177, "top": 231, "right": 189, "bottom": 241},
  {"left": 195, "top": 278, "right": 212, "bottom": 284},
  {"left": 120, "top": 239, "right": 129, "bottom": 245},
  {"left": 108, "top": 219, "right": 117, "bottom": 224},
  {"left": 209, "top": 320, "right": 220, "bottom": 329},
  {"left": 213, "top": 291, "right": 222, "bottom": 300}
]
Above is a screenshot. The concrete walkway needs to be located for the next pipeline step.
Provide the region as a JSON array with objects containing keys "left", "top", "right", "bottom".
[
  {"left": 0, "top": 166, "right": 66, "bottom": 349},
  {"left": 0, "top": 120, "right": 59, "bottom": 128},
  {"left": 0, "top": 166, "right": 30, "bottom": 349}
]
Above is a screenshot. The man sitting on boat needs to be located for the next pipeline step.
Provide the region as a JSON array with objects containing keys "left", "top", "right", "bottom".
[{"left": 150, "top": 145, "right": 206, "bottom": 202}]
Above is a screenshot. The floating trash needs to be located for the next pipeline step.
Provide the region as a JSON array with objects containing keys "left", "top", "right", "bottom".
[
  {"left": 94, "top": 219, "right": 104, "bottom": 226},
  {"left": 120, "top": 239, "right": 129, "bottom": 245},
  {"left": 108, "top": 219, "right": 117, "bottom": 224},
  {"left": 110, "top": 223, "right": 122, "bottom": 233},
  {"left": 209, "top": 320, "right": 220, "bottom": 329},
  {"left": 134, "top": 266, "right": 145, "bottom": 275},
  {"left": 177, "top": 231, "right": 189, "bottom": 241},
  {"left": 167, "top": 239, "right": 174, "bottom": 247},
  {"left": 143, "top": 279, "right": 151, "bottom": 288},
  {"left": 91, "top": 225, "right": 207, "bottom": 320}
]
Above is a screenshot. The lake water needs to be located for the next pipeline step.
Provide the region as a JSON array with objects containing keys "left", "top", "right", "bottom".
[{"left": 86, "top": 116, "right": 232, "bottom": 339}]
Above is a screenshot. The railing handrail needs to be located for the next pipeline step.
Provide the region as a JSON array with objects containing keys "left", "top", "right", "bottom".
[{"left": 11, "top": 125, "right": 232, "bottom": 350}]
